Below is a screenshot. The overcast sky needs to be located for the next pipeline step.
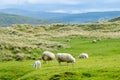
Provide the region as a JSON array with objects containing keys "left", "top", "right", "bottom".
[{"left": 0, "top": 0, "right": 120, "bottom": 13}]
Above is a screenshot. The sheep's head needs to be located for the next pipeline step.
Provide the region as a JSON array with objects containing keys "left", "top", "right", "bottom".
[{"left": 72, "top": 58, "right": 75, "bottom": 63}]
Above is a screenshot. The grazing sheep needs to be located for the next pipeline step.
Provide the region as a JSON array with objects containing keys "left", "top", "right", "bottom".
[
  {"left": 56, "top": 53, "right": 75, "bottom": 66},
  {"left": 92, "top": 39, "right": 97, "bottom": 43},
  {"left": 66, "top": 39, "right": 70, "bottom": 42},
  {"left": 32, "top": 60, "right": 41, "bottom": 69},
  {"left": 96, "top": 38, "right": 101, "bottom": 41},
  {"left": 42, "top": 51, "right": 55, "bottom": 63},
  {"left": 79, "top": 53, "right": 88, "bottom": 59}
]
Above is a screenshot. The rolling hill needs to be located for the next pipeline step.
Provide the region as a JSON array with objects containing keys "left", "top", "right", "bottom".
[
  {"left": 1, "top": 8, "right": 120, "bottom": 23},
  {"left": 57, "top": 11, "right": 120, "bottom": 23},
  {"left": 0, "top": 8, "right": 70, "bottom": 19},
  {"left": 109, "top": 16, "right": 120, "bottom": 22},
  {"left": 0, "top": 12, "right": 49, "bottom": 26}
]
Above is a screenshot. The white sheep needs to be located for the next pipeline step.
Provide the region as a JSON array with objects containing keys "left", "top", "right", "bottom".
[
  {"left": 92, "top": 39, "right": 97, "bottom": 43},
  {"left": 32, "top": 60, "right": 41, "bottom": 69},
  {"left": 56, "top": 53, "right": 75, "bottom": 66},
  {"left": 79, "top": 53, "right": 88, "bottom": 59},
  {"left": 42, "top": 51, "right": 55, "bottom": 63}
]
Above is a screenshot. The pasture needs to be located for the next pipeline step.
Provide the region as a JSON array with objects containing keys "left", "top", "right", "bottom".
[
  {"left": 0, "top": 36, "right": 120, "bottom": 80},
  {"left": 0, "top": 22, "right": 120, "bottom": 80}
]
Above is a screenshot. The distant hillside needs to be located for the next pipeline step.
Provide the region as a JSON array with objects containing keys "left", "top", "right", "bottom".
[
  {"left": 0, "top": 8, "right": 70, "bottom": 19},
  {"left": 109, "top": 16, "right": 120, "bottom": 22},
  {"left": 56, "top": 11, "right": 120, "bottom": 23},
  {"left": 0, "top": 12, "right": 49, "bottom": 26},
  {"left": 1, "top": 8, "right": 120, "bottom": 23}
]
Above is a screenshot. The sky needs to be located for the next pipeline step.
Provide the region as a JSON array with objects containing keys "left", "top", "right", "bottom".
[{"left": 0, "top": 0, "right": 120, "bottom": 13}]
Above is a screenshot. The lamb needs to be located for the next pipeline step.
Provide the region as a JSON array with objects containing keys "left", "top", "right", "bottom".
[
  {"left": 32, "top": 60, "right": 41, "bottom": 69},
  {"left": 79, "top": 53, "right": 88, "bottom": 59},
  {"left": 42, "top": 51, "right": 55, "bottom": 63},
  {"left": 56, "top": 53, "right": 75, "bottom": 66}
]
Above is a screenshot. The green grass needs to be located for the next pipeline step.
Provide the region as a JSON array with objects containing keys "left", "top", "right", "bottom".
[
  {"left": 52, "top": 36, "right": 120, "bottom": 57},
  {"left": 0, "top": 36, "right": 120, "bottom": 80},
  {"left": 0, "top": 23, "right": 120, "bottom": 79},
  {"left": 0, "top": 56, "right": 120, "bottom": 80}
]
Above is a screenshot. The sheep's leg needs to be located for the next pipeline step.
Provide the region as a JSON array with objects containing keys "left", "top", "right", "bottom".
[
  {"left": 66, "top": 62, "right": 68, "bottom": 66},
  {"left": 32, "top": 64, "right": 35, "bottom": 68},
  {"left": 67, "top": 63, "right": 68, "bottom": 66},
  {"left": 38, "top": 64, "right": 40, "bottom": 69},
  {"left": 72, "top": 62, "right": 74, "bottom": 66},
  {"left": 58, "top": 61, "right": 61, "bottom": 66},
  {"left": 35, "top": 65, "right": 37, "bottom": 69},
  {"left": 39, "top": 63, "right": 41, "bottom": 68}
]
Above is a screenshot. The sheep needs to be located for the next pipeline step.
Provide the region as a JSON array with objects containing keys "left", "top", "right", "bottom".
[
  {"left": 41, "top": 51, "right": 55, "bottom": 63},
  {"left": 32, "top": 60, "right": 41, "bottom": 69},
  {"left": 56, "top": 53, "right": 75, "bottom": 66},
  {"left": 66, "top": 39, "right": 71, "bottom": 42},
  {"left": 96, "top": 38, "right": 101, "bottom": 41},
  {"left": 92, "top": 39, "right": 97, "bottom": 43},
  {"left": 79, "top": 53, "right": 88, "bottom": 59}
]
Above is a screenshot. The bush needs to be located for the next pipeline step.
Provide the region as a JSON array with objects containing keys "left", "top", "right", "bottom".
[
  {"left": 0, "top": 52, "right": 14, "bottom": 61},
  {"left": 15, "top": 53, "right": 25, "bottom": 61},
  {"left": 24, "top": 54, "right": 32, "bottom": 60}
]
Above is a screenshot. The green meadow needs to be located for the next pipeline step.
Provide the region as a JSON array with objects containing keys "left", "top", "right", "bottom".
[{"left": 0, "top": 22, "right": 120, "bottom": 80}]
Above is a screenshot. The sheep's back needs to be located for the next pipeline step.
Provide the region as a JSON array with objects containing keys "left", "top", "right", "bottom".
[
  {"left": 42, "top": 51, "right": 55, "bottom": 60},
  {"left": 56, "top": 53, "right": 74, "bottom": 62}
]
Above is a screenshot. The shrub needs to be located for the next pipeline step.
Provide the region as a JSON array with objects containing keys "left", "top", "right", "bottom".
[
  {"left": 24, "top": 54, "right": 32, "bottom": 60},
  {"left": 15, "top": 53, "right": 25, "bottom": 61},
  {"left": 0, "top": 51, "right": 14, "bottom": 61}
]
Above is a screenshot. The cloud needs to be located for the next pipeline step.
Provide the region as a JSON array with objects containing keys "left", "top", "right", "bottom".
[
  {"left": 49, "top": 9, "right": 82, "bottom": 14},
  {"left": 0, "top": 0, "right": 25, "bottom": 5},
  {"left": 26, "top": 0, "right": 81, "bottom": 5},
  {"left": 49, "top": 7, "right": 120, "bottom": 14},
  {"left": 1, "top": 0, "right": 120, "bottom": 5},
  {"left": 49, "top": 10, "right": 68, "bottom": 13},
  {"left": 0, "top": 0, "right": 120, "bottom": 13},
  {"left": 0, "top": 0, "right": 81, "bottom": 5}
]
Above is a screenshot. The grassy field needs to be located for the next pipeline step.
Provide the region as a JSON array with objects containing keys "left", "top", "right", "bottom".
[
  {"left": 0, "top": 56, "right": 120, "bottom": 80},
  {"left": 0, "top": 22, "right": 120, "bottom": 80}
]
